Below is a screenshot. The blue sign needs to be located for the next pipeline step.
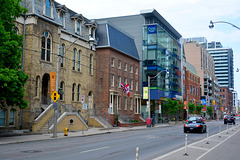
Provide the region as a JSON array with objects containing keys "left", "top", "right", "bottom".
[
  {"left": 147, "top": 25, "right": 157, "bottom": 34},
  {"left": 201, "top": 99, "right": 206, "bottom": 105}
]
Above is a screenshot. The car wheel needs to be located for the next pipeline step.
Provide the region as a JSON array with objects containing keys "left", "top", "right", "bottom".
[
  {"left": 224, "top": 121, "right": 227, "bottom": 124},
  {"left": 233, "top": 121, "right": 235, "bottom": 125},
  {"left": 201, "top": 127, "right": 204, "bottom": 133}
]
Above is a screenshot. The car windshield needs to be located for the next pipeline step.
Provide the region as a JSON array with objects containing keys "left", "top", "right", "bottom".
[{"left": 187, "top": 117, "right": 202, "bottom": 123}]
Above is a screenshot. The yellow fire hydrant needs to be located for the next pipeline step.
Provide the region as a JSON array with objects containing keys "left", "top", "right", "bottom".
[{"left": 64, "top": 128, "right": 68, "bottom": 136}]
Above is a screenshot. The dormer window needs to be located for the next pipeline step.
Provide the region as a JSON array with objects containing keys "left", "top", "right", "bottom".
[
  {"left": 71, "top": 14, "right": 84, "bottom": 35},
  {"left": 85, "top": 20, "right": 98, "bottom": 40},
  {"left": 44, "top": 0, "right": 53, "bottom": 18},
  {"left": 56, "top": 5, "right": 68, "bottom": 28}
]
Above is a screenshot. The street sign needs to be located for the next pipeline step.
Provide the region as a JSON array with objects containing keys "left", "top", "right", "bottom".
[
  {"left": 50, "top": 72, "right": 56, "bottom": 94},
  {"left": 51, "top": 90, "right": 60, "bottom": 102},
  {"left": 82, "top": 103, "right": 87, "bottom": 110},
  {"left": 158, "top": 105, "right": 161, "bottom": 113},
  {"left": 81, "top": 95, "right": 85, "bottom": 104}
]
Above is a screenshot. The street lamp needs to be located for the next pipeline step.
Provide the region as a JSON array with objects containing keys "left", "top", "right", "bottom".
[
  {"left": 148, "top": 70, "right": 169, "bottom": 118},
  {"left": 209, "top": 20, "right": 240, "bottom": 30}
]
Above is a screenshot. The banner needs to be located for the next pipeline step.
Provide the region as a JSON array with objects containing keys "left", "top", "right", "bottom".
[
  {"left": 143, "top": 87, "right": 148, "bottom": 99},
  {"left": 184, "top": 101, "right": 187, "bottom": 109},
  {"left": 50, "top": 72, "right": 56, "bottom": 94}
]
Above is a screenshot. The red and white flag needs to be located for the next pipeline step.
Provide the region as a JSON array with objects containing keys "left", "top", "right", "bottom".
[{"left": 121, "top": 83, "right": 130, "bottom": 97}]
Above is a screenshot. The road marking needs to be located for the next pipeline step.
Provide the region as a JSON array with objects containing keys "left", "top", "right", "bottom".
[
  {"left": 188, "top": 145, "right": 208, "bottom": 151},
  {"left": 195, "top": 129, "right": 239, "bottom": 160},
  {"left": 80, "top": 146, "right": 109, "bottom": 154}
]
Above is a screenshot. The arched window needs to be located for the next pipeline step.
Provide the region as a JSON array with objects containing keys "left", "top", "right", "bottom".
[
  {"left": 41, "top": 31, "right": 51, "bottom": 62},
  {"left": 89, "top": 54, "right": 93, "bottom": 75},
  {"left": 72, "top": 83, "right": 76, "bottom": 101},
  {"left": 60, "top": 81, "right": 64, "bottom": 101},
  {"left": 0, "top": 109, "right": 6, "bottom": 126},
  {"left": 9, "top": 109, "right": 15, "bottom": 126},
  {"left": 78, "top": 50, "right": 81, "bottom": 72},
  {"left": 35, "top": 76, "right": 40, "bottom": 97},
  {"left": 77, "top": 84, "right": 81, "bottom": 101},
  {"left": 61, "top": 44, "right": 65, "bottom": 67},
  {"left": 73, "top": 49, "right": 76, "bottom": 70},
  {"left": 45, "top": 0, "right": 51, "bottom": 17}
]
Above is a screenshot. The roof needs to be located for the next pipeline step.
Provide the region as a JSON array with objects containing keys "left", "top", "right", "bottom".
[
  {"left": 186, "top": 61, "right": 199, "bottom": 76},
  {"left": 96, "top": 21, "right": 140, "bottom": 60}
]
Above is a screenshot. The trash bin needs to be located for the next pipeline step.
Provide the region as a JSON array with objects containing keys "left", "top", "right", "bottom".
[{"left": 147, "top": 118, "right": 152, "bottom": 127}]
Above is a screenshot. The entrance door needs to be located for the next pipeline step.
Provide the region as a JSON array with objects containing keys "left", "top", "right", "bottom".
[{"left": 42, "top": 74, "right": 50, "bottom": 104}]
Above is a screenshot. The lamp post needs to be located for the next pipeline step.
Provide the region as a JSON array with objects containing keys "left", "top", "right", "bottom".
[
  {"left": 148, "top": 70, "right": 169, "bottom": 118},
  {"left": 209, "top": 20, "right": 240, "bottom": 30}
]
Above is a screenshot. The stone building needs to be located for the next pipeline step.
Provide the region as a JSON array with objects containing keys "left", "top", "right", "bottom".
[{"left": 7, "top": 0, "right": 97, "bottom": 131}]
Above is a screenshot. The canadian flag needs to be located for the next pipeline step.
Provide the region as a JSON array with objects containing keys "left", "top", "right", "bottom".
[{"left": 121, "top": 83, "right": 130, "bottom": 97}]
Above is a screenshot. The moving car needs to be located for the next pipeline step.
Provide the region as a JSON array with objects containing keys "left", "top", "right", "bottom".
[
  {"left": 184, "top": 117, "right": 207, "bottom": 133},
  {"left": 224, "top": 115, "right": 235, "bottom": 124}
]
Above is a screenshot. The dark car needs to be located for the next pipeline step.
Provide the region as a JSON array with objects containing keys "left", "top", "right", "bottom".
[
  {"left": 184, "top": 117, "right": 207, "bottom": 133},
  {"left": 224, "top": 115, "right": 235, "bottom": 124}
]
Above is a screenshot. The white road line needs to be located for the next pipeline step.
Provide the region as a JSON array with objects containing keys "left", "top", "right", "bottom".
[
  {"left": 195, "top": 129, "right": 239, "bottom": 160},
  {"left": 188, "top": 145, "right": 208, "bottom": 151},
  {"left": 80, "top": 146, "right": 109, "bottom": 154}
]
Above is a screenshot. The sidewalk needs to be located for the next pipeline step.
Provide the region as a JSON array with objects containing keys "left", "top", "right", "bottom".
[
  {"left": 153, "top": 123, "right": 240, "bottom": 160},
  {"left": 0, "top": 123, "right": 170, "bottom": 145}
]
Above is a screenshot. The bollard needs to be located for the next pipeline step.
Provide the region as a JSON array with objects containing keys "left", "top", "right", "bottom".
[
  {"left": 232, "top": 123, "right": 234, "bottom": 131},
  {"left": 183, "top": 134, "right": 189, "bottom": 156},
  {"left": 206, "top": 129, "right": 209, "bottom": 144},
  {"left": 136, "top": 147, "right": 139, "bottom": 160},
  {"left": 219, "top": 126, "right": 221, "bottom": 138}
]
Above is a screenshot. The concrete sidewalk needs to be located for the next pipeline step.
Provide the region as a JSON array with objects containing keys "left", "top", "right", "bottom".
[
  {"left": 153, "top": 123, "right": 240, "bottom": 160},
  {"left": 0, "top": 123, "right": 170, "bottom": 145}
]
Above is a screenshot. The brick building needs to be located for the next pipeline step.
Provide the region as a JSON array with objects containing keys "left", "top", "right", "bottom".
[
  {"left": 95, "top": 21, "right": 142, "bottom": 126},
  {"left": 219, "top": 87, "right": 233, "bottom": 114}
]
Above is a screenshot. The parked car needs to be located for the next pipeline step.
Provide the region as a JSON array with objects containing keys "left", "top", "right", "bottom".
[
  {"left": 184, "top": 117, "right": 207, "bottom": 133},
  {"left": 224, "top": 115, "right": 235, "bottom": 124}
]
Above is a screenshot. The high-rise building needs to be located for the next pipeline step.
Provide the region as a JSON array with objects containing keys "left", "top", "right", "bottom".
[{"left": 207, "top": 41, "right": 234, "bottom": 88}]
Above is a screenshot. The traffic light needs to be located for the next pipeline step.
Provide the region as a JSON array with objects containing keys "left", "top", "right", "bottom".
[{"left": 213, "top": 100, "right": 215, "bottom": 105}]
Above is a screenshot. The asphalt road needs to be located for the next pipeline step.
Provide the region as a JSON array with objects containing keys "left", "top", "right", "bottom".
[{"left": 0, "top": 120, "right": 235, "bottom": 160}]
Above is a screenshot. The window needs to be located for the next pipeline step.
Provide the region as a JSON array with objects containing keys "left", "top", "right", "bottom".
[
  {"left": 111, "top": 58, "right": 115, "bottom": 67},
  {"left": 76, "top": 20, "right": 81, "bottom": 34},
  {"left": 190, "top": 85, "right": 192, "bottom": 94},
  {"left": 9, "top": 109, "right": 15, "bottom": 125},
  {"left": 0, "top": 109, "right": 6, "bottom": 126},
  {"left": 193, "top": 86, "right": 195, "bottom": 95},
  {"left": 130, "top": 80, "right": 133, "bottom": 90},
  {"left": 77, "top": 84, "right": 80, "bottom": 101},
  {"left": 78, "top": 50, "right": 81, "bottom": 71},
  {"left": 124, "top": 97, "right": 127, "bottom": 110},
  {"left": 130, "top": 65, "right": 133, "bottom": 73},
  {"left": 45, "top": 0, "right": 52, "bottom": 17},
  {"left": 118, "top": 76, "right": 121, "bottom": 88},
  {"left": 124, "top": 78, "right": 127, "bottom": 84},
  {"left": 41, "top": 31, "right": 51, "bottom": 61},
  {"left": 135, "top": 67, "right": 138, "bottom": 75},
  {"left": 130, "top": 98, "right": 133, "bottom": 110},
  {"left": 58, "top": 11, "right": 66, "bottom": 28},
  {"left": 61, "top": 44, "right": 65, "bottom": 67},
  {"left": 118, "top": 97, "right": 121, "bottom": 110},
  {"left": 111, "top": 74, "right": 114, "bottom": 87},
  {"left": 124, "top": 63, "right": 127, "bottom": 71},
  {"left": 183, "top": 70, "right": 185, "bottom": 79},
  {"left": 190, "top": 74, "right": 191, "bottom": 80},
  {"left": 35, "top": 76, "right": 40, "bottom": 98},
  {"left": 89, "top": 54, "right": 93, "bottom": 75},
  {"left": 72, "top": 83, "right": 76, "bottom": 101},
  {"left": 223, "top": 89, "right": 225, "bottom": 92},
  {"left": 60, "top": 81, "right": 64, "bottom": 101},
  {"left": 118, "top": 60, "right": 121, "bottom": 69},
  {"left": 73, "top": 49, "right": 76, "bottom": 70},
  {"left": 135, "top": 81, "right": 138, "bottom": 91}
]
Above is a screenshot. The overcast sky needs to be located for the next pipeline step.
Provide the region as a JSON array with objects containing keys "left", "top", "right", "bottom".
[{"left": 57, "top": 0, "right": 240, "bottom": 98}]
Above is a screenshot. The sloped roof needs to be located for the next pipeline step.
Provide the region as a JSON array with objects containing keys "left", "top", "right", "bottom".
[
  {"left": 186, "top": 61, "right": 199, "bottom": 76},
  {"left": 96, "top": 21, "right": 139, "bottom": 60}
]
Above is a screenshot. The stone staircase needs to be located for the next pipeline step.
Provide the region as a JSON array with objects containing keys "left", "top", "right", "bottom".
[{"left": 93, "top": 116, "right": 113, "bottom": 128}]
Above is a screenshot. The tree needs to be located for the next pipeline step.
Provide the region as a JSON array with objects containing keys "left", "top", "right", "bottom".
[
  {"left": 188, "top": 103, "right": 195, "bottom": 114},
  {"left": 207, "top": 106, "right": 213, "bottom": 118},
  {"left": 195, "top": 105, "right": 203, "bottom": 115},
  {"left": 0, "top": 0, "right": 28, "bottom": 109},
  {"left": 164, "top": 99, "right": 180, "bottom": 120}
]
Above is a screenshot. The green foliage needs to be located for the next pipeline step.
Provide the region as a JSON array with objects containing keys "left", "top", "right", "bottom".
[
  {"left": 195, "top": 105, "right": 203, "bottom": 115},
  {"left": 164, "top": 99, "right": 179, "bottom": 116},
  {"left": 188, "top": 103, "right": 195, "bottom": 114},
  {"left": 0, "top": 0, "right": 28, "bottom": 109},
  {"left": 207, "top": 106, "right": 213, "bottom": 117}
]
